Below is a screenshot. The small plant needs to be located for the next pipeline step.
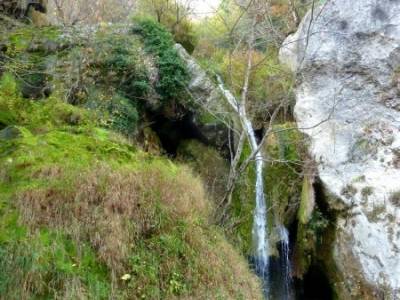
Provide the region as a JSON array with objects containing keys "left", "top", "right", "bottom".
[
  {"left": 309, "top": 210, "right": 329, "bottom": 234},
  {"left": 169, "top": 272, "right": 186, "bottom": 295}
]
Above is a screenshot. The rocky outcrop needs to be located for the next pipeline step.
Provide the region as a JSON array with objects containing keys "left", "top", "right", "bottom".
[
  {"left": 175, "top": 44, "right": 231, "bottom": 150},
  {"left": 280, "top": 0, "right": 400, "bottom": 298}
]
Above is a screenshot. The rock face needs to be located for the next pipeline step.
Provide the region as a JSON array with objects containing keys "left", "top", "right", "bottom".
[
  {"left": 280, "top": 0, "right": 400, "bottom": 298},
  {"left": 175, "top": 44, "right": 231, "bottom": 150}
]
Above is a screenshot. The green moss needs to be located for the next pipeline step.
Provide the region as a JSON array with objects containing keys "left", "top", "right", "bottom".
[
  {"left": 177, "top": 139, "right": 229, "bottom": 201},
  {"left": 265, "top": 123, "right": 303, "bottom": 225},
  {"left": 198, "top": 111, "right": 219, "bottom": 124},
  {"left": 0, "top": 74, "right": 261, "bottom": 299},
  {"left": 176, "top": 139, "right": 256, "bottom": 255},
  {"left": 230, "top": 142, "right": 257, "bottom": 255},
  {"left": 0, "top": 73, "right": 94, "bottom": 133}
]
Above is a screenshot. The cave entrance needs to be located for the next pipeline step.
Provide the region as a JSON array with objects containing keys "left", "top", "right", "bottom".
[
  {"left": 150, "top": 113, "right": 205, "bottom": 156},
  {"left": 296, "top": 264, "right": 333, "bottom": 300}
]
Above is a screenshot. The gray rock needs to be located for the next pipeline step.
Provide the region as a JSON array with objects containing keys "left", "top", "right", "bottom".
[
  {"left": 0, "top": 126, "right": 22, "bottom": 140},
  {"left": 175, "top": 44, "right": 232, "bottom": 149},
  {"left": 280, "top": 0, "right": 400, "bottom": 298}
]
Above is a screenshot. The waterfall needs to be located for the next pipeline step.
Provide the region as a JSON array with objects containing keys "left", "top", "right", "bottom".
[
  {"left": 277, "top": 224, "right": 292, "bottom": 300},
  {"left": 217, "top": 77, "right": 270, "bottom": 293},
  {"left": 217, "top": 76, "right": 294, "bottom": 299}
]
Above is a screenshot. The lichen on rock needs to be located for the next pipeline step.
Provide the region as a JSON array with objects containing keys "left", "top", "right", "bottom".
[{"left": 280, "top": 0, "right": 400, "bottom": 298}]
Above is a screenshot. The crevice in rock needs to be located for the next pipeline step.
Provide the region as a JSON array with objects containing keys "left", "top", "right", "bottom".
[
  {"left": 309, "top": 179, "right": 339, "bottom": 300},
  {"left": 292, "top": 178, "right": 339, "bottom": 299}
]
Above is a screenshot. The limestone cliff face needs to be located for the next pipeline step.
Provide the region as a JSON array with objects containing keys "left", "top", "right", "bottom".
[{"left": 280, "top": 0, "right": 400, "bottom": 298}]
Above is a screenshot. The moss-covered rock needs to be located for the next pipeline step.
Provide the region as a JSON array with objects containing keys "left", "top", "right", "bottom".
[{"left": 264, "top": 123, "right": 303, "bottom": 225}]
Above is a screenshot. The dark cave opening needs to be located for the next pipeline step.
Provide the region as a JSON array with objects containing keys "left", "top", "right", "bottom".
[
  {"left": 150, "top": 110, "right": 231, "bottom": 158},
  {"left": 296, "top": 264, "right": 333, "bottom": 300},
  {"left": 150, "top": 113, "right": 207, "bottom": 156}
]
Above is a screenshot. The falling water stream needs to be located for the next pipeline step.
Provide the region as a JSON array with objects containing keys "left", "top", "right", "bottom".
[
  {"left": 217, "top": 76, "right": 292, "bottom": 299},
  {"left": 275, "top": 225, "right": 293, "bottom": 300}
]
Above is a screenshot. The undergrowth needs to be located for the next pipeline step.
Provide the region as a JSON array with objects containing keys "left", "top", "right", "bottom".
[{"left": 133, "top": 19, "right": 189, "bottom": 105}]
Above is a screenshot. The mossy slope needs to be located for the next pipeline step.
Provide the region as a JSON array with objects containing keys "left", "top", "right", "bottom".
[{"left": 0, "top": 24, "right": 262, "bottom": 299}]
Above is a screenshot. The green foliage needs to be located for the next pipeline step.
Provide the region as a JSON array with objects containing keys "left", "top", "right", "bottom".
[
  {"left": 98, "top": 35, "right": 150, "bottom": 99},
  {"left": 133, "top": 18, "right": 189, "bottom": 104},
  {"left": 78, "top": 33, "right": 150, "bottom": 136},
  {"left": 135, "top": 0, "right": 198, "bottom": 53},
  {"left": 0, "top": 72, "right": 262, "bottom": 299},
  {"left": 107, "top": 94, "right": 139, "bottom": 136}
]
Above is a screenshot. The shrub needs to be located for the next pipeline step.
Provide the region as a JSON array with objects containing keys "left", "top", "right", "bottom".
[
  {"left": 106, "top": 94, "right": 139, "bottom": 136},
  {"left": 100, "top": 36, "right": 150, "bottom": 99},
  {"left": 133, "top": 19, "right": 189, "bottom": 104}
]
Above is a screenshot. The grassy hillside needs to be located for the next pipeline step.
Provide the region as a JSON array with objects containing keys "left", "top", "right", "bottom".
[{"left": 0, "top": 21, "right": 263, "bottom": 299}]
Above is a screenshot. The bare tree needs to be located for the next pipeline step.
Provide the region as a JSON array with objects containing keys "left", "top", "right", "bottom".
[{"left": 49, "top": 0, "right": 136, "bottom": 25}]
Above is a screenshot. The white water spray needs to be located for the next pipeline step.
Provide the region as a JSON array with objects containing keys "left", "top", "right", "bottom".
[{"left": 277, "top": 224, "right": 292, "bottom": 299}]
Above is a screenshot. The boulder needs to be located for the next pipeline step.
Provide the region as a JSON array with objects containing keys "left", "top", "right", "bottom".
[
  {"left": 0, "top": 126, "right": 22, "bottom": 140},
  {"left": 280, "top": 0, "right": 400, "bottom": 298}
]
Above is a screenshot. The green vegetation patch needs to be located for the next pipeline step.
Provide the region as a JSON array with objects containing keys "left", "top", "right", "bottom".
[
  {"left": 265, "top": 123, "right": 304, "bottom": 227},
  {"left": 133, "top": 18, "right": 189, "bottom": 104},
  {"left": 0, "top": 72, "right": 262, "bottom": 299}
]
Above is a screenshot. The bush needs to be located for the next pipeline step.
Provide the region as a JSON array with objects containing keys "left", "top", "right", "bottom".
[
  {"left": 100, "top": 36, "right": 150, "bottom": 99},
  {"left": 133, "top": 19, "right": 189, "bottom": 104}
]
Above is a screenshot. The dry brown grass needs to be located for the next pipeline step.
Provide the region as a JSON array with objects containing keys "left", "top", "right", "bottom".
[
  {"left": 18, "top": 164, "right": 209, "bottom": 274},
  {"left": 183, "top": 227, "right": 263, "bottom": 299},
  {"left": 13, "top": 162, "right": 263, "bottom": 299}
]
